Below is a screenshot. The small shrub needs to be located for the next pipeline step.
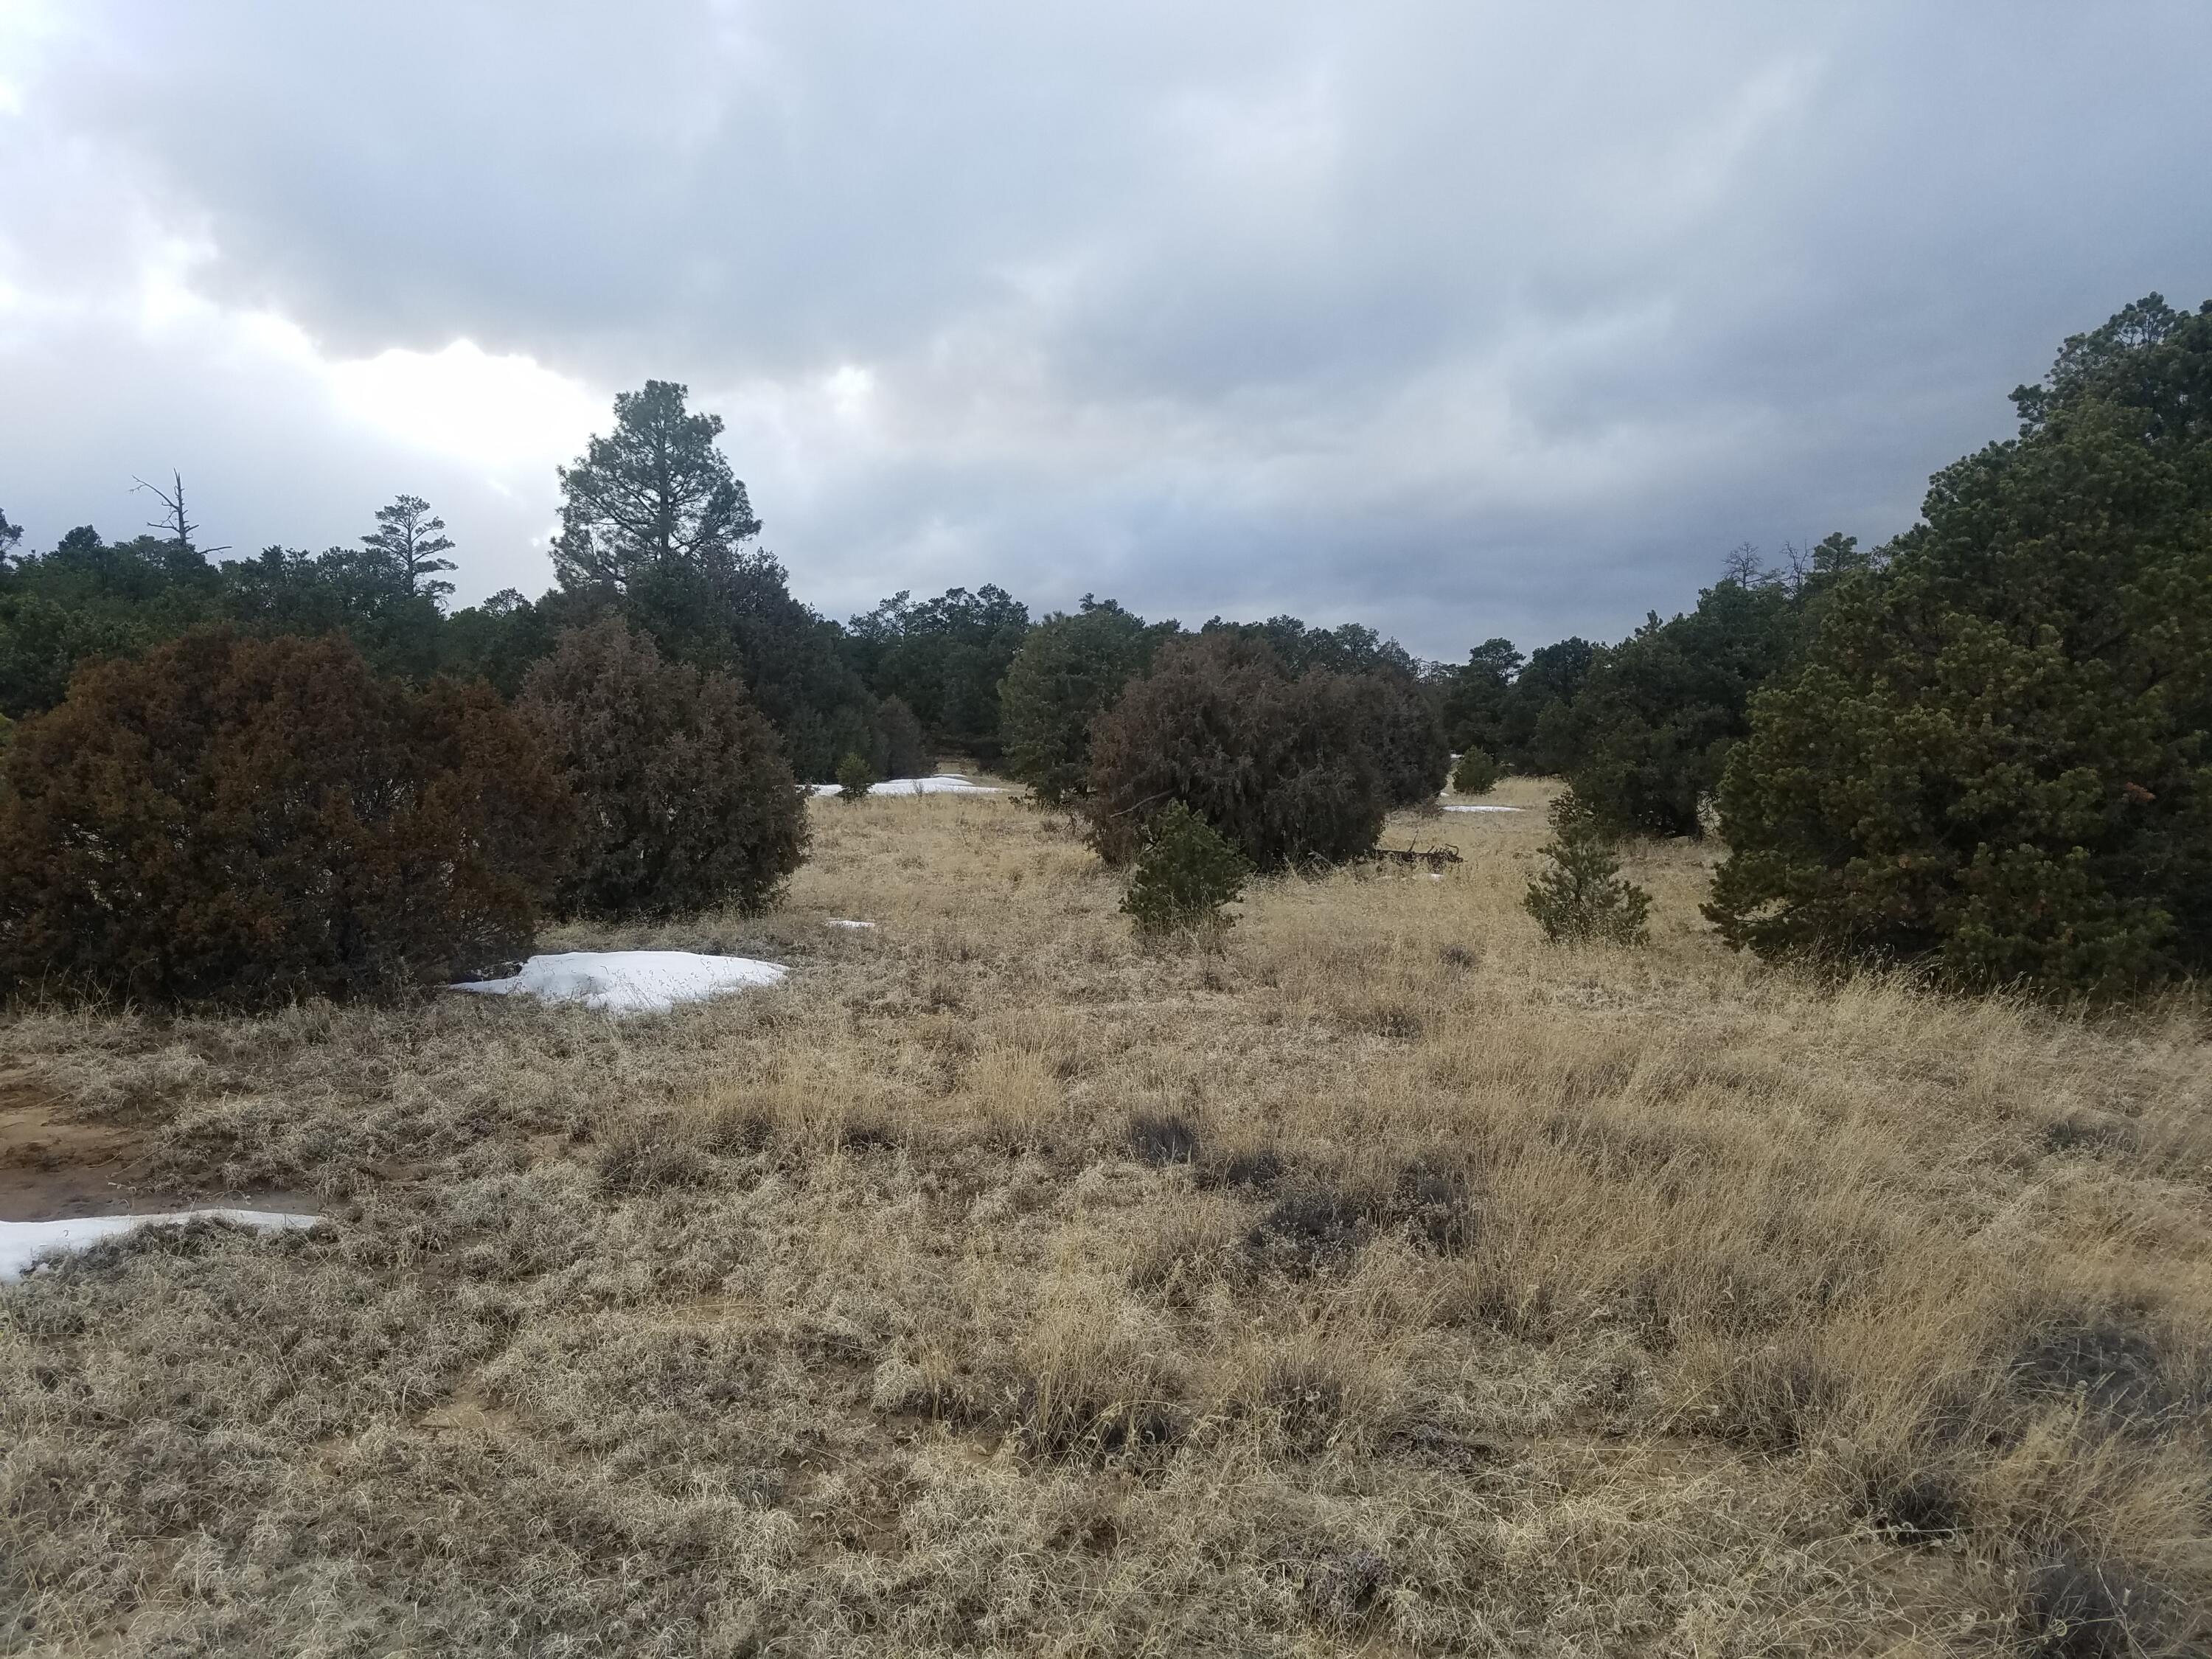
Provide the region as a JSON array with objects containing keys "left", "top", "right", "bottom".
[
  {"left": 1121, "top": 801, "right": 1250, "bottom": 938},
  {"left": 0, "top": 628, "right": 571, "bottom": 1009},
  {"left": 836, "top": 751, "right": 875, "bottom": 801},
  {"left": 519, "top": 618, "right": 805, "bottom": 919},
  {"left": 1450, "top": 748, "right": 1498, "bottom": 796},
  {"left": 1523, "top": 789, "right": 1652, "bottom": 946}
]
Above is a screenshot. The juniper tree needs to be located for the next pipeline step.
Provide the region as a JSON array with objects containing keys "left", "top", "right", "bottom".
[
  {"left": 1451, "top": 748, "right": 1498, "bottom": 795},
  {"left": 844, "top": 585, "right": 1030, "bottom": 762},
  {"left": 0, "top": 629, "right": 572, "bottom": 1008},
  {"left": 1545, "top": 573, "right": 1808, "bottom": 838},
  {"left": 1194, "top": 614, "right": 1448, "bottom": 808},
  {"left": 518, "top": 618, "right": 805, "bottom": 919},
  {"left": 1497, "top": 636, "right": 1595, "bottom": 773},
  {"left": 1085, "top": 634, "right": 1388, "bottom": 870},
  {"left": 1437, "top": 638, "right": 1522, "bottom": 757},
  {"left": 877, "top": 695, "right": 928, "bottom": 779}
]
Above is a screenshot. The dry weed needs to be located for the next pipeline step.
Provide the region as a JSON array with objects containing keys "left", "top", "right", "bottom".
[{"left": 1, "top": 781, "right": 2206, "bottom": 1655}]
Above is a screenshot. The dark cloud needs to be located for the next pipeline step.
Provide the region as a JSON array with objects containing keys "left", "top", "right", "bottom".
[{"left": 2, "top": 0, "right": 2208, "bottom": 658}]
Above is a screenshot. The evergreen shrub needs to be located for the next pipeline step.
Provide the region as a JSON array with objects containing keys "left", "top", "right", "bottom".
[
  {"left": 1122, "top": 801, "right": 1250, "bottom": 938},
  {"left": 519, "top": 618, "right": 805, "bottom": 919},
  {"left": 1451, "top": 748, "right": 1499, "bottom": 796},
  {"left": 1086, "top": 636, "right": 1388, "bottom": 870},
  {"left": 0, "top": 628, "right": 571, "bottom": 1009},
  {"left": 836, "top": 751, "right": 875, "bottom": 801}
]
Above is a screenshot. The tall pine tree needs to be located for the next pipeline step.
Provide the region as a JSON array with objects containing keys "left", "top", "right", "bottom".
[
  {"left": 361, "top": 494, "right": 457, "bottom": 600},
  {"left": 552, "top": 380, "right": 762, "bottom": 591}
]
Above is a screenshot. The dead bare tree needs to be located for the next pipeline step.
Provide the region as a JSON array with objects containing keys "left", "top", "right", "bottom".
[
  {"left": 131, "top": 470, "right": 229, "bottom": 559},
  {"left": 1722, "top": 541, "right": 1769, "bottom": 586}
]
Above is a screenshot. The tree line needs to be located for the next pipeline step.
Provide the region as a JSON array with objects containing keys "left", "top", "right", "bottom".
[
  {"left": 1, "top": 292, "right": 2205, "bottom": 1001},
  {"left": 0, "top": 371, "right": 1838, "bottom": 811}
]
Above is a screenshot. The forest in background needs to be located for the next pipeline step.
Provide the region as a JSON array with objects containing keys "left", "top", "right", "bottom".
[
  {"left": 2, "top": 291, "right": 2208, "bottom": 999},
  {"left": 0, "top": 376, "right": 1854, "bottom": 807}
]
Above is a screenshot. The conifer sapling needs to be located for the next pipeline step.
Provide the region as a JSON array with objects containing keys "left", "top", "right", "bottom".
[{"left": 1523, "top": 790, "right": 1652, "bottom": 946}]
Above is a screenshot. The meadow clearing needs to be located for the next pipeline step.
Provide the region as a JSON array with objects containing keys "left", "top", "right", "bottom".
[{"left": 2, "top": 779, "right": 2208, "bottom": 1656}]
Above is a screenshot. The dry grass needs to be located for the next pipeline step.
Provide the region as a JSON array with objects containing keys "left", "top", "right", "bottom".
[{"left": 3, "top": 778, "right": 2208, "bottom": 1655}]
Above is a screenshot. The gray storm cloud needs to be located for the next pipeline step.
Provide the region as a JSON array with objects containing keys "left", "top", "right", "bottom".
[{"left": 1, "top": 0, "right": 2208, "bottom": 656}]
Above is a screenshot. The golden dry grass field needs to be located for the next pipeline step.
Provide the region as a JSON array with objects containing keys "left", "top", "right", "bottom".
[{"left": 3, "top": 779, "right": 2209, "bottom": 1656}]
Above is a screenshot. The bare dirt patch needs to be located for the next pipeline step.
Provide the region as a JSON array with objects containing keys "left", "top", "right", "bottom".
[
  {"left": 1, "top": 1072, "right": 317, "bottom": 1226},
  {"left": 0, "top": 1073, "right": 147, "bottom": 1222}
]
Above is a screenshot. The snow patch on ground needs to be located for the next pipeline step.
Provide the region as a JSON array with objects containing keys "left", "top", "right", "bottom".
[
  {"left": 452, "top": 950, "right": 787, "bottom": 1015},
  {"left": 1, "top": 1211, "right": 319, "bottom": 1284},
  {"left": 1442, "top": 803, "right": 1524, "bottom": 813},
  {"left": 826, "top": 919, "right": 877, "bottom": 930},
  {"left": 809, "top": 773, "right": 1001, "bottom": 798}
]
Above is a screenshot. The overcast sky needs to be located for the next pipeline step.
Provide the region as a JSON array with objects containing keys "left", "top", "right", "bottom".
[{"left": 2, "top": 2, "right": 2207, "bottom": 658}]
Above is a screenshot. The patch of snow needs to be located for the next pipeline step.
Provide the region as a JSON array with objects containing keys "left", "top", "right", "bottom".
[
  {"left": 452, "top": 950, "right": 787, "bottom": 1015},
  {"left": 808, "top": 773, "right": 1001, "bottom": 798},
  {"left": 1, "top": 1210, "right": 319, "bottom": 1284},
  {"left": 1442, "top": 803, "right": 1524, "bottom": 813},
  {"left": 826, "top": 919, "right": 877, "bottom": 930}
]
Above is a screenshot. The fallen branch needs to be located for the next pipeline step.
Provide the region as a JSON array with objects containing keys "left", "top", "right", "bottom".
[{"left": 1361, "top": 843, "right": 1463, "bottom": 870}]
